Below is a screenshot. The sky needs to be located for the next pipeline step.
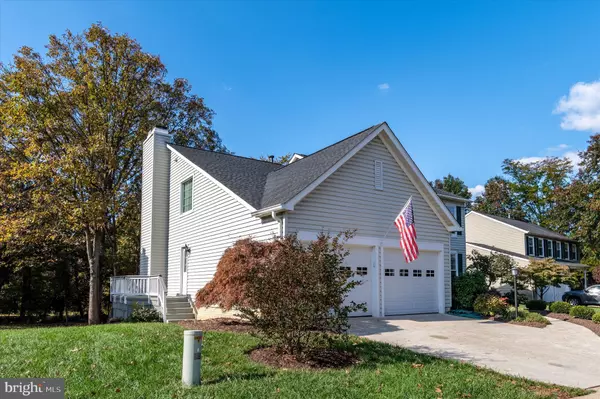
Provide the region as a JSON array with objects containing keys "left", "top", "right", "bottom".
[{"left": 2, "top": 0, "right": 600, "bottom": 198}]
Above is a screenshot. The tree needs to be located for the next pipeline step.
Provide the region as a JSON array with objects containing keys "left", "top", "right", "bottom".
[
  {"left": 525, "top": 258, "right": 572, "bottom": 301},
  {"left": 501, "top": 158, "right": 572, "bottom": 228},
  {"left": 0, "top": 24, "right": 226, "bottom": 324},
  {"left": 467, "top": 250, "right": 517, "bottom": 289},
  {"left": 552, "top": 135, "right": 600, "bottom": 266},
  {"left": 431, "top": 174, "right": 470, "bottom": 199},
  {"left": 472, "top": 176, "right": 526, "bottom": 219}
]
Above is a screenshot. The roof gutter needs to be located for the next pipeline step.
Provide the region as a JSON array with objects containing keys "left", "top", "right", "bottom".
[{"left": 251, "top": 204, "right": 293, "bottom": 218}]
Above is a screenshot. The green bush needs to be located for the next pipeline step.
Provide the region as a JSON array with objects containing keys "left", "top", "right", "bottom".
[
  {"left": 549, "top": 301, "right": 571, "bottom": 314},
  {"left": 593, "top": 313, "right": 600, "bottom": 324},
  {"left": 474, "top": 294, "right": 509, "bottom": 317},
  {"left": 525, "top": 300, "right": 547, "bottom": 311},
  {"left": 518, "top": 311, "right": 550, "bottom": 325},
  {"left": 569, "top": 305, "right": 595, "bottom": 320},
  {"left": 126, "top": 305, "right": 162, "bottom": 323},
  {"left": 452, "top": 271, "right": 487, "bottom": 310}
]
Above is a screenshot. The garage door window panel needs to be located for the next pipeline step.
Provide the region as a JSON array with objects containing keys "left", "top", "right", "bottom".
[
  {"left": 399, "top": 269, "right": 409, "bottom": 277},
  {"left": 385, "top": 269, "right": 395, "bottom": 276},
  {"left": 413, "top": 269, "right": 422, "bottom": 277}
]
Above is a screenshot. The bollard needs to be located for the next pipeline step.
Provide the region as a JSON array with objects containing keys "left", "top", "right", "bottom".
[{"left": 182, "top": 330, "right": 203, "bottom": 386}]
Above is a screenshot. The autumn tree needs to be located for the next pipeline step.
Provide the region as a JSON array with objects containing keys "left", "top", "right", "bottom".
[
  {"left": 552, "top": 135, "right": 600, "bottom": 266},
  {"left": 472, "top": 176, "right": 526, "bottom": 219},
  {"left": 0, "top": 24, "right": 226, "bottom": 324},
  {"left": 431, "top": 174, "right": 470, "bottom": 199}
]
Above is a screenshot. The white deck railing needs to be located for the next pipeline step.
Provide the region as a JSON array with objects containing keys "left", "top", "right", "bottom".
[{"left": 110, "top": 275, "right": 167, "bottom": 322}]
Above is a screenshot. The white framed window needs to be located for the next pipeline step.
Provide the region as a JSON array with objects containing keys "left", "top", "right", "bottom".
[
  {"left": 545, "top": 239, "right": 553, "bottom": 258},
  {"left": 374, "top": 160, "right": 383, "bottom": 190},
  {"left": 384, "top": 269, "right": 395, "bottom": 276},
  {"left": 527, "top": 237, "right": 534, "bottom": 256},
  {"left": 563, "top": 242, "right": 570, "bottom": 260},
  {"left": 181, "top": 178, "right": 193, "bottom": 213},
  {"left": 398, "top": 269, "right": 409, "bottom": 277},
  {"left": 555, "top": 241, "right": 562, "bottom": 259},
  {"left": 450, "top": 251, "right": 458, "bottom": 277},
  {"left": 571, "top": 244, "right": 577, "bottom": 261},
  {"left": 536, "top": 238, "right": 543, "bottom": 257},
  {"left": 413, "top": 269, "right": 422, "bottom": 277},
  {"left": 426, "top": 270, "right": 435, "bottom": 277}
]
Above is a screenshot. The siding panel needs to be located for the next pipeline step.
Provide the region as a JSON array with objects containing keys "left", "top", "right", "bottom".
[
  {"left": 286, "top": 136, "right": 452, "bottom": 308},
  {"left": 465, "top": 212, "right": 526, "bottom": 255}
]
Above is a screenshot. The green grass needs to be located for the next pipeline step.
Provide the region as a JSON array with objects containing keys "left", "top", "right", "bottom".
[{"left": 0, "top": 323, "right": 587, "bottom": 399}]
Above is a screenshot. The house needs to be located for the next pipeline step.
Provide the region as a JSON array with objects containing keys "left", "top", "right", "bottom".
[
  {"left": 465, "top": 211, "right": 588, "bottom": 301},
  {"left": 110, "top": 123, "right": 463, "bottom": 321},
  {"left": 433, "top": 188, "right": 469, "bottom": 278}
]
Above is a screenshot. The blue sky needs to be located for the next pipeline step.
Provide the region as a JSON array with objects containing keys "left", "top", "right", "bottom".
[{"left": 2, "top": 0, "right": 600, "bottom": 197}]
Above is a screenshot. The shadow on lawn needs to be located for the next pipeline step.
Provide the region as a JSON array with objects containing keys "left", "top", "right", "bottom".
[{"left": 346, "top": 340, "right": 442, "bottom": 368}]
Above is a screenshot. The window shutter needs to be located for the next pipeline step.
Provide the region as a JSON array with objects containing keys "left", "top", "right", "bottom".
[
  {"left": 457, "top": 253, "right": 463, "bottom": 275},
  {"left": 534, "top": 237, "right": 539, "bottom": 256},
  {"left": 374, "top": 160, "right": 383, "bottom": 190},
  {"left": 456, "top": 206, "right": 463, "bottom": 235}
]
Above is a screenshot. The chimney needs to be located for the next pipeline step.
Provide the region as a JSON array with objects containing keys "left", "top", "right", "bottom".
[{"left": 140, "top": 127, "right": 172, "bottom": 278}]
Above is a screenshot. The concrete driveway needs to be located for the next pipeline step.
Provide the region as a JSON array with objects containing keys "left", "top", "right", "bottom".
[{"left": 350, "top": 314, "right": 600, "bottom": 389}]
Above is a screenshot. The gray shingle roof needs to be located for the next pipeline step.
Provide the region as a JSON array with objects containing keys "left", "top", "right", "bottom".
[
  {"left": 432, "top": 187, "right": 470, "bottom": 202},
  {"left": 170, "top": 123, "right": 383, "bottom": 211},
  {"left": 169, "top": 145, "right": 283, "bottom": 209},
  {"left": 475, "top": 212, "right": 574, "bottom": 242}
]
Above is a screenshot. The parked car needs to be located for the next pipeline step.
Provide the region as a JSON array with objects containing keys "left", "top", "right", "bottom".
[{"left": 562, "top": 285, "right": 600, "bottom": 306}]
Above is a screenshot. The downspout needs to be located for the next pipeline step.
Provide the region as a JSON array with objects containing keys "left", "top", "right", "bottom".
[{"left": 271, "top": 211, "right": 283, "bottom": 238}]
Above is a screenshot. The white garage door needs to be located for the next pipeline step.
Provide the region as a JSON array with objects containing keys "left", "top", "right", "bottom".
[
  {"left": 343, "top": 246, "right": 373, "bottom": 316},
  {"left": 384, "top": 248, "right": 439, "bottom": 315}
]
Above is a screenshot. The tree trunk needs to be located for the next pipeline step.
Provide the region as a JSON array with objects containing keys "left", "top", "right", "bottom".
[{"left": 86, "top": 227, "right": 104, "bottom": 325}]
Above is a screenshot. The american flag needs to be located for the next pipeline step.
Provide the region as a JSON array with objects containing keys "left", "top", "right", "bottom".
[{"left": 394, "top": 197, "right": 419, "bottom": 263}]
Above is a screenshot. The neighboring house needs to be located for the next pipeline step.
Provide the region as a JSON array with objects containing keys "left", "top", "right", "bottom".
[
  {"left": 110, "top": 123, "right": 462, "bottom": 321},
  {"left": 465, "top": 211, "right": 588, "bottom": 301},
  {"left": 432, "top": 188, "right": 469, "bottom": 278}
]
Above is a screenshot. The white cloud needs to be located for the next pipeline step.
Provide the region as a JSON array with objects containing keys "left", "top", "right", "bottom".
[
  {"left": 515, "top": 145, "right": 581, "bottom": 168},
  {"left": 554, "top": 80, "right": 600, "bottom": 131},
  {"left": 468, "top": 185, "right": 485, "bottom": 198},
  {"left": 378, "top": 83, "right": 390, "bottom": 91},
  {"left": 223, "top": 84, "right": 232, "bottom": 91},
  {"left": 516, "top": 156, "right": 544, "bottom": 164}
]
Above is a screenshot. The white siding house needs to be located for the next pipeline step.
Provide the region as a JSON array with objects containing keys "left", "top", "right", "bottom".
[{"left": 112, "top": 123, "right": 463, "bottom": 321}]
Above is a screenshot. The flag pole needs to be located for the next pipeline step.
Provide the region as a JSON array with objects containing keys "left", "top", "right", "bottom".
[{"left": 383, "top": 196, "right": 412, "bottom": 240}]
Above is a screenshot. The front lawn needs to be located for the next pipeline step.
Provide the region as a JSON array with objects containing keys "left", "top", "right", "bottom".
[{"left": 0, "top": 323, "right": 587, "bottom": 398}]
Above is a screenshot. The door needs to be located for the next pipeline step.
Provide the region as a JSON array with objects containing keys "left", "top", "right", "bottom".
[
  {"left": 383, "top": 248, "right": 440, "bottom": 315},
  {"left": 180, "top": 247, "right": 190, "bottom": 295},
  {"left": 343, "top": 246, "right": 373, "bottom": 316}
]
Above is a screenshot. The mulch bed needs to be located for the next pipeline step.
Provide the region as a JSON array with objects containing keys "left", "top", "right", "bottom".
[
  {"left": 249, "top": 346, "right": 359, "bottom": 370},
  {"left": 176, "top": 317, "right": 255, "bottom": 333},
  {"left": 547, "top": 312, "right": 600, "bottom": 336}
]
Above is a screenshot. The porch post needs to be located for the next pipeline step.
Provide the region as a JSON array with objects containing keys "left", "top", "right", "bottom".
[{"left": 584, "top": 268, "right": 588, "bottom": 289}]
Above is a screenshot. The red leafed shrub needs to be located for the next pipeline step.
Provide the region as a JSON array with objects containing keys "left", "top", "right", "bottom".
[
  {"left": 195, "top": 238, "right": 276, "bottom": 310},
  {"left": 196, "top": 231, "right": 365, "bottom": 356}
]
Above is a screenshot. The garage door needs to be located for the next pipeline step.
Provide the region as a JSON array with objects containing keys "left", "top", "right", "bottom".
[
  {"left": 383, "top": 248, "right": 439, "bottom": 315},
  {"left": 343, "top": 246, "right": 373, "bottom": 316}
]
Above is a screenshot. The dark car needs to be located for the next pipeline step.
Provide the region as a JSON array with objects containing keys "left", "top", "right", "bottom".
[{"left": 562, "top": 285, "right": 600, "bottom": 306}]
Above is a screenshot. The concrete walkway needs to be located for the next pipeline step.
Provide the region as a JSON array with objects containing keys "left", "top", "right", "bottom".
[{"left": 350, "top": 314, "right": 600, "bottom": 390}]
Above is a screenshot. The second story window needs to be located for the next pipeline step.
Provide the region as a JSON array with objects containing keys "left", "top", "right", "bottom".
[
  {"left": 562, "top": 242, "right": 569, "bottom": 260},
  {"left": 545, "top": 239, "right": 553, "bottom": 258},
  {"left": 527, "top": 237, "right": 534, "bottom": 256},
  {"left": 570, "top": 244, "right": 577, "bottom": 261},
  {"left": 181, "top": 178, "right": 193, "bottom": 213},
  {"left": 535, "top": 238, "right": 544, "bottom": 257},
  {"left": 555, "top": 240, "right": 562, "bottom": 259}
]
